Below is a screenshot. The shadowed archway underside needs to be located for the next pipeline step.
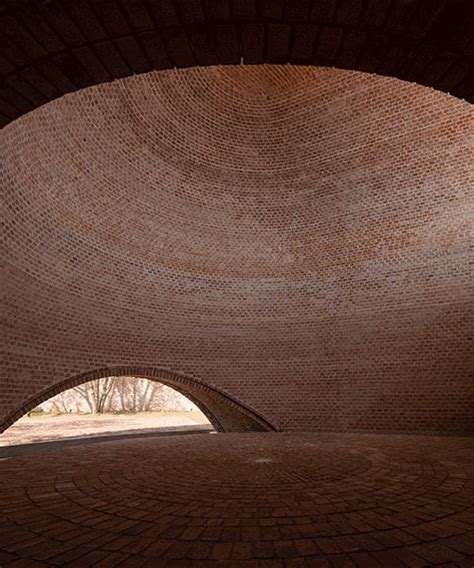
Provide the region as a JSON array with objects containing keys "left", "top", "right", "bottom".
[{"left": 0, "top": 0, "right": 472, "bottom": 127}]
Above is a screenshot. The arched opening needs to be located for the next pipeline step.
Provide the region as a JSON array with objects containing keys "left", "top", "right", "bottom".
[
  {"left": 0, "top": 375, "right": 214, "bottom": 447},
  {"left": 0, "top": 367, "right": 276, "bottom": 437}
]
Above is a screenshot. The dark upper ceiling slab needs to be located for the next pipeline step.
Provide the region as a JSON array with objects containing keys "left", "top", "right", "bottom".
[{"left": 0, "top": 0, "right": 473, "bottom": 126}]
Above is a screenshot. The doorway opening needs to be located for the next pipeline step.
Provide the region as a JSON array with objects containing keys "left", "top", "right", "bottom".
[{"left": 0, "top": 376, "right": 213, "bottom": 448}]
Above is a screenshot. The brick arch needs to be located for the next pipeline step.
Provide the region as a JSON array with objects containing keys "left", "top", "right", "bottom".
[
  {"left": 0, "top": 0, "right": 472, "bottom": 127},
  {"left": 0, "top": 367, "right": 277, "bottom": 434}
]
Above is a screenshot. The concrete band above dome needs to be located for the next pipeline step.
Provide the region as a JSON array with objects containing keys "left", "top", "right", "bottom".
[
  {"left": 1, "top": 65, "right": 473, "bottom": 434},
  {"left": 0, "top": 0, "right": 473, "bottom": 127}
]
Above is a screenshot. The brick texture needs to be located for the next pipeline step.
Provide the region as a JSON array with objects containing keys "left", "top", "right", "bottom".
[
  {"left": 1, "top": 65, "right": 473, "bottom": 435},
  {"left": 0, "top": 433, "right": 473, "bottom": 565}
]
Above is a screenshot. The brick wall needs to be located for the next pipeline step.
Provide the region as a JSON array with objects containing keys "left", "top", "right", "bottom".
[{"left": 1, "top": 65, "right": 473, "bottom": 435}]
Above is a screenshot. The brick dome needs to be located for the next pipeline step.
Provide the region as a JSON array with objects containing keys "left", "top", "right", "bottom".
[{"left": 1, "top": 65, "right": 473, "bottom": 434}]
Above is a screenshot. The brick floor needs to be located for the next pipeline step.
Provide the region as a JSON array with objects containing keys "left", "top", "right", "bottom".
[{"left": 0, "top": 433, "right": 473, "bottom": 567}]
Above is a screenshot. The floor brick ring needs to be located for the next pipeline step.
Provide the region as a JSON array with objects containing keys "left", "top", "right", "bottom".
[{"left": 1, "top": 433, "right": 473, "bottom": 566}]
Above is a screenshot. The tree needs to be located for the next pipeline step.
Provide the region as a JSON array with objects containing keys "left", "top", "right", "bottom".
[
  {"left": 113, "top": 377, "right": 162, "bottom": 412},
  {"left": 74, "top": 377, "right": 116, "bottom": 414},
  {"left": 38, "top": 376, "right": 190, "bottom": 415}
]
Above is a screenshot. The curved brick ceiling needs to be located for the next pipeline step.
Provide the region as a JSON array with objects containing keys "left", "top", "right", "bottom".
[
  {"left": 0, "top": 0, "right": 473, "bottom": 128},
  {"left": 1, "top": 65, "right": 473, "bottom": 434}
]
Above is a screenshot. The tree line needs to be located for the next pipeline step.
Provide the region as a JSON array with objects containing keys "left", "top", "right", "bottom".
[{"left": 38, "top": 377, "right": 193, "bottom": 415}]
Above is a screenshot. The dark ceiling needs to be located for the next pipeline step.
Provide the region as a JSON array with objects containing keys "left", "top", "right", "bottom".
[{"left": 0, "top": 0, "right": 473, "bottom": 127}]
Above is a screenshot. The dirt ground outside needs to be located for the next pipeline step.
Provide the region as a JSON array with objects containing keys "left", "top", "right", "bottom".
[{"left": 0, "top": 411, "right": 211, "bottom": 446}]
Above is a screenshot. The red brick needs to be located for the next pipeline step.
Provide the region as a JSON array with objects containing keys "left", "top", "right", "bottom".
[
  {"left": 1, "top": 65, "right": 473, "bottom": 437},
  {"left": 0, "top": 433, "right": 472, "bottom": 566}
]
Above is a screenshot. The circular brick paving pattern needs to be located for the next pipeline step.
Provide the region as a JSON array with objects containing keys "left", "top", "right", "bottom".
[{"left": 0, "top": 433, "right": 473, "bottom": 567}]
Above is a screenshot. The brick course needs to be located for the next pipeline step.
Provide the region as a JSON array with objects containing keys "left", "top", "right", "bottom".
[{"left": 1, "top": 65, "right": 473, "bottom": 434}]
